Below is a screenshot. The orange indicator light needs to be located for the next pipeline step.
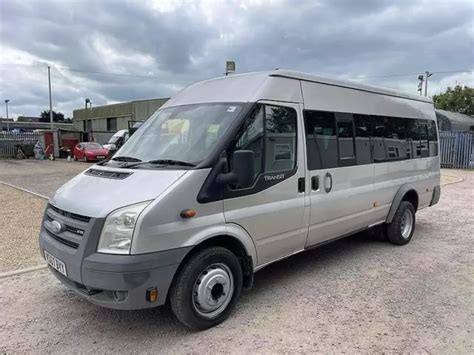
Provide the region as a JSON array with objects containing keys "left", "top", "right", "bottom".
[{"left": 180, "top": 209, "right": 196, "bottom": 218}]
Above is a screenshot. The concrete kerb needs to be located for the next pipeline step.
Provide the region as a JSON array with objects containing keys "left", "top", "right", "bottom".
[
  {"left": 0, "top": 180, "right": 49, "bottom": 200},
  {"left": 440, "top": 173, "right": 464, "bottom": 186},
  {"left": 0, "top": 264, "right": 47, "bottom": 279}
]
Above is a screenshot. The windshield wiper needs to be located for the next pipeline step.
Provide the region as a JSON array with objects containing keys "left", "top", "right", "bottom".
[
  {"left": 148, "top": 159, "right": 196, "bottom": 167},
  {"left": 111, "top": 156, "right": 142, "bottom": 162},
  {"left": 122, "top": 159, "right": 196, "bottom": 169}
]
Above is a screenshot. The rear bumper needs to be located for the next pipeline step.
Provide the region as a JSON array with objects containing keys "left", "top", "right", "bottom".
[
  {"left": 40, "top": 228, "right": 191, "bottom": 309},
  {"left": 429, "top": 185, "right": 441, "bottom": 206}
]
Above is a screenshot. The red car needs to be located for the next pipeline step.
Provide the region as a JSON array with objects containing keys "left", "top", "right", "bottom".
[{"left": 73, "top": 142, "right": 109, "bottom": 162}]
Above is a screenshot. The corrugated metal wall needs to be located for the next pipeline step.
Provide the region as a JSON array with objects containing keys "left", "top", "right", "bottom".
[
  {"left": 439, "top": 131, "right": 473, "bottom": 169},
  {"left": 133, "top": 99, "right": 168, "bottom": 120}
]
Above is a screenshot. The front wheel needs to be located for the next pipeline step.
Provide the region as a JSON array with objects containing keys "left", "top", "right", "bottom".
[
  {"left": 385, "top": 201, "right": 416, "bottom": 245},
  {"left": 169, "top": 247, "right": 243, "bottom": 330}
]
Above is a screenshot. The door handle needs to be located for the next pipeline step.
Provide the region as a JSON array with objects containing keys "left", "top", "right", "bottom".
[
  {"left": 324, "top": 172, "right": 333, "bottom": 193},
  {"left": 311, "top": 176, "right": 319, "bottom": 191},
  {"left": 298, "top": 177, "right": 305, "bottom": 193}
]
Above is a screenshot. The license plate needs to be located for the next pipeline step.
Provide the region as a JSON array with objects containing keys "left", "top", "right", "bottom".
[
  {"left": 97, "top": 156, "right": 105, "bottom": 159},
  {"left": 44, "top": 250, "right": 67, "bottom": 277}
]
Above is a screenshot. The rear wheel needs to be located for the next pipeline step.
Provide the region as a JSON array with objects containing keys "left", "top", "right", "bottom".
[
  {"left": 169, "top": 246, "right": 243, "bottom": 330},
  {"left": 385, "top": 201, "right": 416, "bottom": 245}
]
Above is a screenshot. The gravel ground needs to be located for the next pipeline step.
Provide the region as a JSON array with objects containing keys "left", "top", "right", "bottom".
[
  {"left": 0, "top": 184, "right": 46, "bottom": 272},
  {"left": 0, "top": 170, "right": 472, "bottom": 353},
  {"left": 0, "top": 159, "right": 93, "bottom": 198}
]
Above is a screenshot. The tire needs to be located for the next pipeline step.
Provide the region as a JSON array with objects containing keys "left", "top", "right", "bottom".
[
  {"left": 169, "top": 247, "right": 243, "bottom": 330},
  {"left": 385, "top": 201, "right": 416, "bottom": 245}
]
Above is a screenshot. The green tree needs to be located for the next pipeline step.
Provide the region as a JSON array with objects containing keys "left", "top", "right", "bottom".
[
  {"left": 433, "top": 85, "right": 474, "bottom": 116},
  {"left": 39, "top": 110, "right": 65, "bottom": 122}
]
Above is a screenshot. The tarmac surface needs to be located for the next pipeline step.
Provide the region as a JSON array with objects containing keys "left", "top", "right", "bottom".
[
  {"left": 0, "top": 159, "right": 93, "bottom": 198},
  {"left": 0, "top": 161, "right": 472, "bottom": 353}
]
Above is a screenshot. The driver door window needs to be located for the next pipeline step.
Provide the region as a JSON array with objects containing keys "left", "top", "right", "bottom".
[{"left": 233, "top": 103, "right": 297, "bottom": 185}]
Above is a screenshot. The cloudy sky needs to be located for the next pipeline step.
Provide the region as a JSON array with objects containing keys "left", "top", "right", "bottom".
[{"left": 1, "top": 0, "right": 473, "bottom": 119}]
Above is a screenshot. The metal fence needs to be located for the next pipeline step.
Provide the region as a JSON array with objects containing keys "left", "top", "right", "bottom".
[
  {"left": 0, "top": 132, "right": 40, "bottom": 158},
  {"left": 439, "top": 131, "right": 473, "bottom": 169}
]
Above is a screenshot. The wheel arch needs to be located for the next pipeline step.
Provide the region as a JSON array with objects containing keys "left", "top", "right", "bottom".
[
  {"left": 168, "top": 224, "right": 258, "bottom": 302},
  {"left": 180, "top": 224, "right": 257, "bottom": 267},
  {"left": 386, "top": 184, "right": 419, "bottom": 223}
]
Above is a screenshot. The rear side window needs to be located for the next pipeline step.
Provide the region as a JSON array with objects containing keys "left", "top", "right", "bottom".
[
  {"left": 336, "top": 115, "right": 356, "bottom": 164},
  {"left": 427, "top": 120, "right": 438, "bottom": 157},
  {"left": 418, "top": 120, "right": 429, "bottom": 158},
  {"left": 304, "top": 111, "right": 338, "bottom": 170},
  {"left": 373, "top": 116, "right": 386, "bottom": 162},
  {"left": 354, "top": 114, "right": 373, "bottom": 165},
  {"left": 304, "top": 110, "right": 436, "bottom": 169}
]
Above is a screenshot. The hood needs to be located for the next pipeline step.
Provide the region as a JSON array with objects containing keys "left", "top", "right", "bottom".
[
  {"left": 50, "top": 166, "right": 187, "bottom": 218},
  {"left": 86, "top": 148, "right": 109, "bottom": 155}
]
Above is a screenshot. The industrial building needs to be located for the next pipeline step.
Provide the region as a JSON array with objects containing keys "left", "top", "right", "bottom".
[{"left": 72, "top": 98, "right": 168, "bottom": 143}]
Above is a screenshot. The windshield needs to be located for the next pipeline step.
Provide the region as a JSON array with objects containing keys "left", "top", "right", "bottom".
[
  {"left": 83, "top": 143, "right": 102, "bottom": 149},
  {"left": 114, "top": 103, "right": 243, "bottom": 164},
  {"left": 107, "top": 136, "right": 120, "bottom": 144}
]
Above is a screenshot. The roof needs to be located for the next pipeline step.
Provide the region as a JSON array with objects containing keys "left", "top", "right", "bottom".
[
  {"left": 270, "top": 70, "right": 433, "bottom": 103},
  {"left": 192, "top": 69, "right": 432, "bottom": 103},
  {"left": 435, "top": 109, "right": 474, "bottom": 132}
]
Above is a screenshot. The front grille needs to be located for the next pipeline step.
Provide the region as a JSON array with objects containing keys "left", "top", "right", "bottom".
[
  {"left": 49, "top": 204, "right": 91, "bottom": 223},
  {"left": 45, "top": 215, "right": 84, "bottom": 236},
  {"left": 45, "top": 229, "right": 80, "bottom": 249},
  {"left": 65, "top": 225, "right": 85, "bottom": 236},
  {"left": 85, "top": 168, "right": 132, "bottom": 180}
]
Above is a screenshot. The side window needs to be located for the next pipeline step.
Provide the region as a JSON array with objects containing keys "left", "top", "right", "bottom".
[
  {"left": 235, "top": 105, "right": 264, "bottom": 178},
  {"left": 264, "top": 105, "right": 297, "bottom": 173},
  {"left": 336, "top": 114, "right": 355, "bottom": 162},
  {"left": 406, "top": 118, "right": 420, "bottom": 159},
  {"left": 385, "top": 117, "right": 406, "bottom": 160},
  {"left": 418, "top": 119, "right": 429, "bottom": 158},
  {"left": 427, "top": 120, "right": 438, "bottom": 157},
  {"left": 373, "top": 116, "right": 386, "bottom": 161},
  {"left": 304, "top": 110, "right": 338, "bottom": 170},
  {"left": 354, "top": 114, "right": 373, "bottom": 165}
]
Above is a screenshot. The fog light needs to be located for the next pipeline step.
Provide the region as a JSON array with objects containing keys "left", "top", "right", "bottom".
[
  {"left": 112, "top": 290, "right": 127, "bottom": 302},
  {"left": 146, "top": 287, "right": 158, "bottom": 303}
]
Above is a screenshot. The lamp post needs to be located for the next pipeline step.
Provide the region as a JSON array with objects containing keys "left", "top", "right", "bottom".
[
  {"left": 85, "top": 98, "right": 92, "bottom": 141},
  {"left": 4, "top": 99, "right": 10, "bottom": 132},
  {"left": 48, "top": 65, "right": 54, "bottom": 130}
]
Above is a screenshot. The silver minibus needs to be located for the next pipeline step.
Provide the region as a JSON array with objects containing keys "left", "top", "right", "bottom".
[{"left": 39, "top": 70, "right": 440, "bottom": 329}]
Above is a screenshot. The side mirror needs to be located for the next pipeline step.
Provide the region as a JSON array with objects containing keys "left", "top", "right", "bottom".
[{"left": 217, "top": 150, "right": 255, "bottom": 188}]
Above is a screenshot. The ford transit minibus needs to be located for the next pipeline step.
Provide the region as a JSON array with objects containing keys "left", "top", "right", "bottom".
[{"left": 39, "top": 70, "right": 440, "bottom": 329}]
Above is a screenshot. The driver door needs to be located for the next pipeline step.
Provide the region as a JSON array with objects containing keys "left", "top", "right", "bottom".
[{"left": 223, "top": 102, "right": 308, "bottom": 266}]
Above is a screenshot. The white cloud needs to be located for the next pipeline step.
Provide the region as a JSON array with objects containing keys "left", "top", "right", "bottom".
[{"left": 0, "top": 0, "right": 473, "bottom": 118}]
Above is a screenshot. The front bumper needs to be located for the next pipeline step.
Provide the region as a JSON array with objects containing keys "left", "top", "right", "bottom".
[{"left": 39, "top": 225, "right": 191, "bottom": 310}]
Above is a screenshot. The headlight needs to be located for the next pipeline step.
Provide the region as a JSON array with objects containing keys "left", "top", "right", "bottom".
[{"left": 97, "top": 201, "right": 151, "bottom": 254}]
